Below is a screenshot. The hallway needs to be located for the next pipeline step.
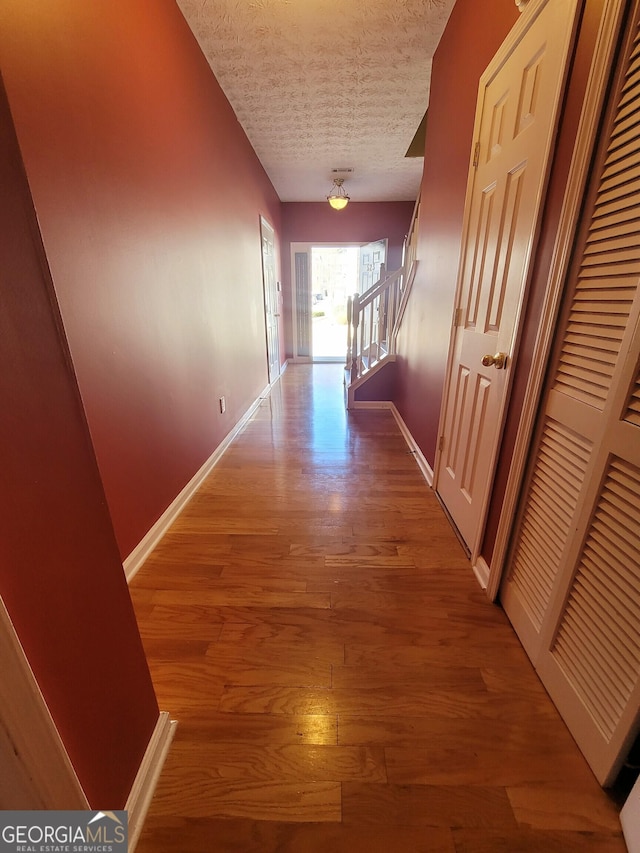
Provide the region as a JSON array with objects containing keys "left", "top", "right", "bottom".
[{"left": 130, "top": 363, "right": 625, "bottom": 852}]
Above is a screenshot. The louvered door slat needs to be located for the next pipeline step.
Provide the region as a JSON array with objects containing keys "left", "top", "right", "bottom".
[
  {"left": 586, "top": 216, "right": 640, "bottom": 243},
  {"left": 576, "top": 548, "right": 640, "bottom": 639},
  {"left": 596, "top": 172, "right": 640, "bottom": 206},
  {"left": 564, "top": 330, "right": 626, "bottom": 353},
  {"left": 606, "top": 122, "right": 640, "bottom": 158},
  {"left": 553, "top": 626, "right": 626, "bottom": 737},
  {"left": 602, "top": 131, "right": 640, "bottom": 170},
  {"left": 579, "top": 260, "right": 640, "bottom": 277},
  {"left": 560, "top": 588, "right": 635, "bottom": 694},
  {"left": 577, "top": 557, "right": 640, "bottom": 636},
  {"left": 565, "top": 317, "right": 628, "bottom": 335},
  {"left": 625, "top": 373, "right": 640, "bottom": 425},
  {"left": 606, "top": 106, "right": 640, "bottom": 146},
  {"left": 588, "top": 535, "right": 640, "bottom": 595},
  {"left": 591, "top": 518, "right": 638, "bottom": 563},
  {"left": 557, "top": 348, "right": 615, "bottom": 374},
  {"left": 599, "top": 486, "right": 640, "bottom": 529},
  {"left": 551, "top": 458, "right": 640, "bottom": 744},
  {"left": 619, "top": 58, "right": 640, "bottom": 97},
  {"left": 556, "top": 357, "right": 613, "bottom": 388},
  {"left": 600, "top": 142, "right": 640, "bottom": 180},
  {"left": 572, "top": 287, "right": 640, "bottom": 304},
  {"left": 593, "top": 490, "right": 640, "bottom": 544},
  {"left": 582, "top": 244, "right": 640, "bottom": 264},
  {"left": 589, "top": 205, "right": 640, "bottom": 233},
  {"left": 524, "top": 497, "right": 573, "bottom": 554},
  {"left": 536, "top": 447, "right": 590, "bottom": 491},
  {"left": 507, "top": 418, "right": 591, "bottom": 628},
  {"left": 594, "top": 194, "right": 640, "bottom": 220},
  {"left": 585, "top": 230, "right": 640, "bottom": 253}
]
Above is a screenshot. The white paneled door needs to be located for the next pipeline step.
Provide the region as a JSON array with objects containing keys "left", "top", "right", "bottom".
[
  {"left": 260, "top": 217, "right": 280, "bottom": 384},
  {"left": 435, "top": 0, "right": 578, "bottom": 553},
  {"left": 358, "top": 239, "right": 387, "bottom": 294}
]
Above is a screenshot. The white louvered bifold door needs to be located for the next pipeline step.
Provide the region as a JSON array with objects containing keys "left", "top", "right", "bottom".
[{"left": 501, "top": 3, "right": 640, "bottom": 786}]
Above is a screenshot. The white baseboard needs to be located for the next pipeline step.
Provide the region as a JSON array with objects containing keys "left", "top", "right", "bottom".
[
  {"left": 385, "top": 403, "right": 487, "bottom": 590},
  {"left": 472, "top": 555, "right": 490, "bottom": 590},
  {"left": 349, "top": 400, "right": 393, "bottom": 410},
  {"left": 347, "top": 400, "right": 434, "bottom": 488},
  {"left": 126, "top": 711, "right": 177, "bottom": 852},
  {"left": 351, "top": 400, "right": 433, "bottom": 488},
  {"left": 389, "top": 403, "right": 434, "bottom": 488},
  {"left": 123, "top": 384, "right": 271, "bottom": 582}
]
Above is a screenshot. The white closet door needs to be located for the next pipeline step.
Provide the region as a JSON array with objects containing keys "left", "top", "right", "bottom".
[
  {"left": 501, "top": 1, "right": 640, "bottom": 785},
  {"left": 436, "top": 0, "right": 579, "bottom": 553}
]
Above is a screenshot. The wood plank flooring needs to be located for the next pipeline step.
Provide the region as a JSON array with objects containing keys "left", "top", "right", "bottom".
[{"left": 129, "top": 363, "right": 626, "bottom": 852}]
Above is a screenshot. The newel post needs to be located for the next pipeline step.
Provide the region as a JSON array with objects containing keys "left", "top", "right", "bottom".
[
  {"left": 346, "top": 295, "right": 353, "bottom": 369},
  {"left": 350, "top": 292, "right": 360, "bottom": 384}
]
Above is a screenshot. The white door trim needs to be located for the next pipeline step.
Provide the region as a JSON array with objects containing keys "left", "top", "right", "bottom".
[
  {"left": 0, "top": 596, "right": 89, "bottom": 809},
  {"left": 289, "top": 241, "right": 366, "bottom": 363},
  {"left": 126, "top": 712, "right": 177, "bottom": 851},
  {"left": 484, "top": 0, "right": 628, "bottom": 599},
  {"left": 260, "top": 216, "right": 281, "bottom": 384},
  {"left": 290, "top": 242, "right": 313, "bottom": 362}
]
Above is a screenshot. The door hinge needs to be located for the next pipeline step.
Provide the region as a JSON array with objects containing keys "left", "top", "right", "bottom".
[
  {"left": 454, "top": 307, "right": 463, "bottom": 327},
  {"left": 439, "top": 435, "right": 446, "bottom": 452},
  {"left": 473, "top": 141, "right": 480, "bottom": 169}
]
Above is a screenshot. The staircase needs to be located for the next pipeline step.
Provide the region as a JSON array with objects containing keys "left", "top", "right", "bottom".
[{"left": 345, "top": 198, "right": 420, "bottom": 409}]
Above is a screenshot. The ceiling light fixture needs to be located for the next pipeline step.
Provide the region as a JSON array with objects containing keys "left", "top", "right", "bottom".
[{"left": 327, "top": 177, "right": 350, "bottom": 210}]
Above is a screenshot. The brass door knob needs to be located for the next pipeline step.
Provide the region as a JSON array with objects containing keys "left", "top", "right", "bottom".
[{"left": 481, "top": 352, "right": 507, "bottom": 369}]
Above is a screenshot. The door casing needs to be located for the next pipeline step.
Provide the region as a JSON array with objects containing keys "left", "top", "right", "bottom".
[
  {"left": 260, "top": 216, "right": 281, "bottom": 385},
  {"left": 290, "top": 241, "right": 385, "bottom": 363},
  {"left": 0, "top": 596, "right": 89, "bottom": 808}
]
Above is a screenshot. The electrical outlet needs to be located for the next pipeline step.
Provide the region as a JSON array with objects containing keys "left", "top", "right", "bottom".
[{"left": 219, "top": 396, "right": 226, "bottom": 414}]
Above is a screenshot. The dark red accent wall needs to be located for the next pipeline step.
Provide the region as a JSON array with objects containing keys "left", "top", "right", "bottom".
[
  {"left": 393, "top": 0, "right": 519, "bottom": 462},
  {"left": 0, "top": 75, "right": 158, "bottom": 807},
  {"left": 353, "top": 361, "right": 398, "bottom": 402},
  {"left": 0, "top": 0, "right": 282, "bottom": 560},
  {"left": 281, "top": 201, "right": 414, "bottom": 357}
]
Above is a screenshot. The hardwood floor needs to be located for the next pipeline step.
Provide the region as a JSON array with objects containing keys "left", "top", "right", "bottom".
[{"left": 129, "top": 363, "right": 626, "bottom": 852}]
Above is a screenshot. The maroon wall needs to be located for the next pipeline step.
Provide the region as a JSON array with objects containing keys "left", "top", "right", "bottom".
[
  {"left": 0, "top": 75, "right": 158, "bottom": 808},
  {"left": 393, "top": 0, "right": 519, "bottom": 463},
  {"left": 353, "top": 361, "right": 398, "bottom": 402},
  {"left": 0, "top": 0, "right": 283, "bottom": 560},
  {"left": 281, "top": 201, "right": 414, "bottom": 357}
]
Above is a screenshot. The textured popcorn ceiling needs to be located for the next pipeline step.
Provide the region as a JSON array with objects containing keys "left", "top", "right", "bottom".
[{"left": 177, "top": 0, "right": 456, "bottom": 202}]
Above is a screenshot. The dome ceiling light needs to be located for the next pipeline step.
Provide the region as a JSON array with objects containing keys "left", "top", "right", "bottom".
[{"left": 327, "top": 177, "right": 350, "bottom": 210}]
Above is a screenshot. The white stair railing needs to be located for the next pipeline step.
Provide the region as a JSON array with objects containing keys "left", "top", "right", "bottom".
[
  {"left": 347, "top": 265, "right": 404, "bottom": 384},
  {"left": 347, "top": 198, "right": 421, "bottom": 387}
]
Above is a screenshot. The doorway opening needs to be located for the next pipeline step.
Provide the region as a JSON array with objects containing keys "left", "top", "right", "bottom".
[
  {"left": 311, "top": 246, "right": 358, "bottom": 360},
  {"left": 291, "top": 240, "right": 388, "bottom": 363}
]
